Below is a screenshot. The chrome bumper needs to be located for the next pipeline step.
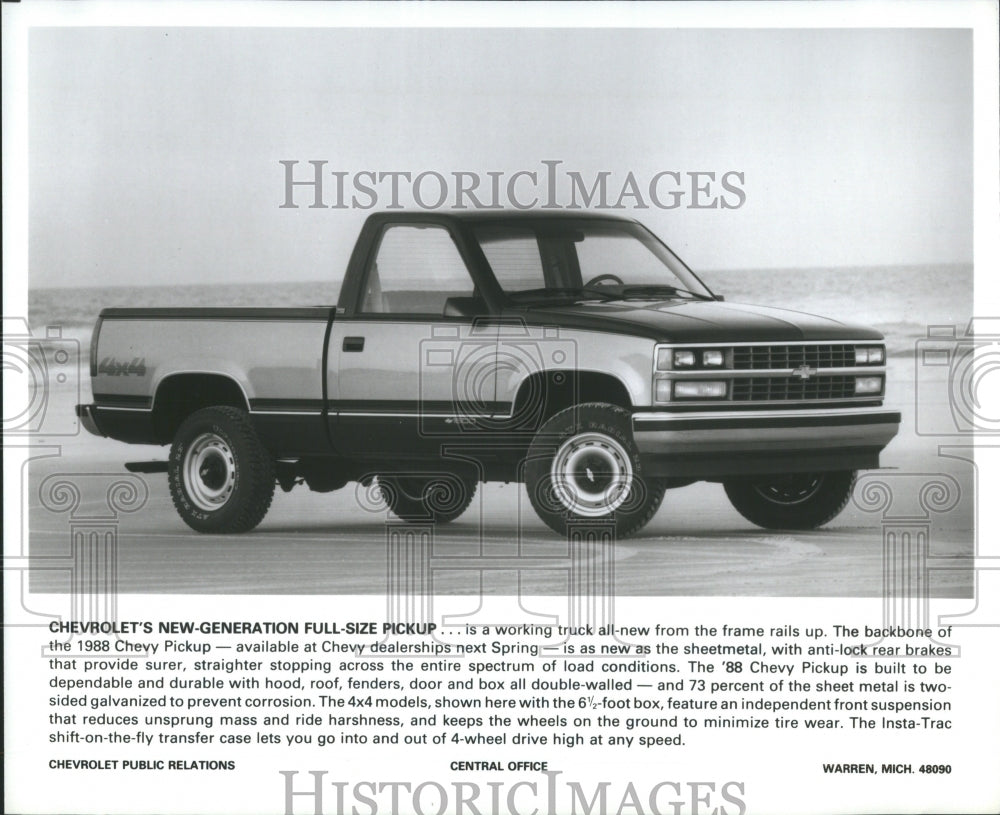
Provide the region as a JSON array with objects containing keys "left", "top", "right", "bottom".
[{"left": 632, "top": 407, "right": 901, "bottom": 456}]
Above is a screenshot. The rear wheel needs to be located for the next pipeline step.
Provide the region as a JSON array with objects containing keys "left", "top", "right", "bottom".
[
  {"left": 723, "top": 470, "right": 856, "bottom": 530},
  {"left": 378, "top": 474, "right": 477, "bottom": 523},
  {"left": 168, "top": 406, "right": 275, "bottom": 533},
  {"left": 525, "top": 403, "right": 665, "bottom": 538}
]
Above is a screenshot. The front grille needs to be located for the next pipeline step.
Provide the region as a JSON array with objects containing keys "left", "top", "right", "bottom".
[
  {"left": 656, "top": 341, "right": 886, "bottom": 406},
  {"left": 732, "top": 344, "right": 856, "bottom": 370},
  {"left": 731, "top": 375, "right": 856, "bottom": 402}
]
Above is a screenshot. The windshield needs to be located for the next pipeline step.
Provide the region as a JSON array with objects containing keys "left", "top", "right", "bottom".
[{"left": 475, "top": 220, "right": 714, "bottom": 303}]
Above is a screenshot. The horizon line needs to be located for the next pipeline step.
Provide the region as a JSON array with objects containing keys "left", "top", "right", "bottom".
[{"left": 25, "top": 261, "right": 975, "bottom": 291}]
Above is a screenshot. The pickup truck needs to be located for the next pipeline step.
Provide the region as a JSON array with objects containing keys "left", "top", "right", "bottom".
[{"left": 76, "top": 211, "right": 900, "bottom": 537}]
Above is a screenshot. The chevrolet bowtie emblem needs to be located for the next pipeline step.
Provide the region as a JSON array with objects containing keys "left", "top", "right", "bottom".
[{"left": 792, "top": 365, "right": 818, "bottom": 380}]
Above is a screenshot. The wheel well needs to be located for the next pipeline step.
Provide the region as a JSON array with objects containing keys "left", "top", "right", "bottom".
[
  {"left": 510, "top": 370, "right": 632, "bottom": 429},
  {"left": 152, "top": 374, "right": 249, "bottom": 442}
]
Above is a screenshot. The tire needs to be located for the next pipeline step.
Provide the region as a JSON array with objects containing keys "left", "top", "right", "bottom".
[
  {"left": 378, "top": 474, "right": 477, "bottom": 524},
  {"left": 168, "top": 406, "right": 275, "bottom": 533},
  {"left": 525, "top": 403, "right": 665, "bottom": 538},
  {"left": 723, "top": 470, "right": 856, "bottom": 530}
]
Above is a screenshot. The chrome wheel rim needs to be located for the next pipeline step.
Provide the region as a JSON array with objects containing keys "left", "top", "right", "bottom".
[
  {"left": 753, "top": 474, "right": 823, "bottom": 505},
  {"left": 183, "top": 432, "right": 236, "bottom": 511},
  {"left": 550, "top": 432, "right": 633, "bottom": 517}
]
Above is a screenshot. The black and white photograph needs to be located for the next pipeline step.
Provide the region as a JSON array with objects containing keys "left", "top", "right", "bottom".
[
  {"left": 4, "top": 2, "right": 999, "bottom": 814},
  {"left": 20, "top": 23, "right": 978, "bottom": 597}
]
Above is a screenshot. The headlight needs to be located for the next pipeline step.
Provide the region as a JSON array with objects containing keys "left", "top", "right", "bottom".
[
  {"left": 702, "top": 349, "right": 724, "bottom": 367},
  {"left": 854, "top": 376, "right": 883, "bottom": 395},
  {"left": 674, "top": 381, "right": 728, "bottom": 399},
  {"left": 655, "top": 347, "right": 728, "bottom": 370},
  {"left": 855, "top": 346, "right": 885, "bottom": 365},
  {"left": 673, "top": 350, "right": 696, "bottom": 367}
]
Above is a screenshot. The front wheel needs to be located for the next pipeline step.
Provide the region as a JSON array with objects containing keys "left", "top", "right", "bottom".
[
  {"left": 525, "top": 403, "right": 665, "bottom": 538},
  {"left": 723, "top": 471, "right": 856, "bottom": 530},
  {"left": 168, "top": 406, "right": 275, "bottom": 533}
]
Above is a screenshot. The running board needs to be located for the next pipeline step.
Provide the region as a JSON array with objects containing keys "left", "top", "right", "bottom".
[{"left": 125, "top": 461, "right": 168, "bottom": 474}]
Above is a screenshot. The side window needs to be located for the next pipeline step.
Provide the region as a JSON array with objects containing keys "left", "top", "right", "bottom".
[
  {"left": 360, "top": 225, "right": 474, "bottom": 315},
  {"left": 478, "top": 230, "right": 545, "bottom": 292}
]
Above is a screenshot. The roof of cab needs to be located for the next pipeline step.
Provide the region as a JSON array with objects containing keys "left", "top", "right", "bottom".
[{"left": 362, "top": 210, "right": 638, "bottom": 225}]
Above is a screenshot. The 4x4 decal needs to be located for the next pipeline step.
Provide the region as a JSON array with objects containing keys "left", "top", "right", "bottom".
[{"left": 97, "top": 356, "right": 147, "bottom": 377}]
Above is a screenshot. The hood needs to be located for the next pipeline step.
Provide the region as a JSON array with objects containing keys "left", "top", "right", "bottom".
[{"left": 508, "top": 298, "right": 884, "bottom": 343}]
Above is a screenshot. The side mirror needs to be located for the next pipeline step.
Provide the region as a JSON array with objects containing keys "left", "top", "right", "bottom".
[{"left": 715, "top": 294, "right": 725, "bottom": 302}]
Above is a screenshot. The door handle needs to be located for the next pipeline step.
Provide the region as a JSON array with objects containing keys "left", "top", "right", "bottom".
[{"left": 343, "top": 336, "right": 365, "bottom": 352}]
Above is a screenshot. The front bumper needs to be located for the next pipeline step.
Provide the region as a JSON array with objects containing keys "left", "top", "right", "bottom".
[{"left": 632, "top": 406, "right": 901, "bottom": 478}]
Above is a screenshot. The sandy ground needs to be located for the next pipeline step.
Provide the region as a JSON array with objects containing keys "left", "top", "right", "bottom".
[{"left": 23, "top": 355, "right": 974, "bottom": 597}]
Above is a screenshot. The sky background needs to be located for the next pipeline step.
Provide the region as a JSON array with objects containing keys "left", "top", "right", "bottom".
[{"left": 28, "top": 26, "right": 973, "bottom": 288}]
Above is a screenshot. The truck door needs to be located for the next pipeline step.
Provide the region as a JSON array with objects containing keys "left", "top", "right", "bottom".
[{"left": 327, "top": 223, "right": 500, "bottom": 461}]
